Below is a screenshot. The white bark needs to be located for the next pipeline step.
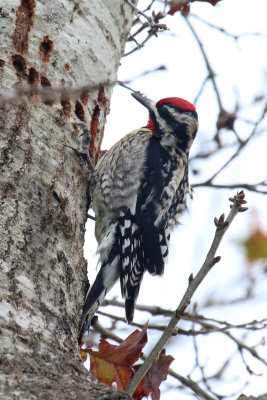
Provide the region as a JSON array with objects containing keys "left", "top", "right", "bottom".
[{"left": 0, "top": 1, "right": 134, "bottom": 398}]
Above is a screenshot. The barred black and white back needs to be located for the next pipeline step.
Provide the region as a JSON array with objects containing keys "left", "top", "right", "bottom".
[{"left": 79, "top": 94, "right": 198, "bottom": 341}]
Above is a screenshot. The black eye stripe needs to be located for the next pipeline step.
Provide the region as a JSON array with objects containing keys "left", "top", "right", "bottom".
[{"left": 158, "top": 104, "right": 198, "bottom": 120}]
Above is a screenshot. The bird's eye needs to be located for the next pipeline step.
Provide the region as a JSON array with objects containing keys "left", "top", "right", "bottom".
[{"left": 158, "top": 105, "right": 171, "bottom": 119}]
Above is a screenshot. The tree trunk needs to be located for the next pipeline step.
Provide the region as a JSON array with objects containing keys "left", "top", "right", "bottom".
[{"left": 0, "top": 1, "right": 133, "bottom": 399}]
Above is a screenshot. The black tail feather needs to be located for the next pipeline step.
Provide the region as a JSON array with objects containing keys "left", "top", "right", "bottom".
[
  {"left": 79, "top": 245, "right": 120, "bottom": 342},
  {"left": 118, "top": 210, "right": 168, "bottom": 324},
  {"left": 79, "top": 209, "right": 169, "bottom": 341}
]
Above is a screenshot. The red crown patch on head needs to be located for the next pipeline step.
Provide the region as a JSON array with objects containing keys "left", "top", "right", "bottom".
[{"left": 156, "top": 97, "right": 196, "bottom": 112}]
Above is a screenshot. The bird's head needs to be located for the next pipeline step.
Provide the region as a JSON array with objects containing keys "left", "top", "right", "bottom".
[{"left": 132, "top": 92, "right": 198, "bottom": 152}]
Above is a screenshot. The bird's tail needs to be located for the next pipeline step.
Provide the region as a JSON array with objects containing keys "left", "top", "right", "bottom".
[
  {"left": 79, "top": 213, "right": 170, "bottom": 341},
  {"left": 118, "top": 210, "right": 169, "bottom": 324},
  {"left": 79, "top": 224, "right": 120, "bottom": 342}
]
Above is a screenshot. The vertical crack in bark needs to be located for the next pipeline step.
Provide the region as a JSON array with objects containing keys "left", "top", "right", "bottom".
[
  {"left": 75, "top": 101, "right": 85, "bottom": 122},
  {"left": 89, "top": 86, "right": 108, "bottom": 162},
  {"left": 12, "top": 0, "right": 36, "bottom": 55}
]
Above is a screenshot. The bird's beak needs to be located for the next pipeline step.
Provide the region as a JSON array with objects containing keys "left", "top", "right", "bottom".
[{"left": 131, "top": 92, "right": 155, "bottom": 113}]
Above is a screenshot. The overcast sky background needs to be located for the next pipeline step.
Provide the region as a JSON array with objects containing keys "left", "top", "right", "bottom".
[{"left": 84, "top": 1, "right": 267, "bottom": 398}]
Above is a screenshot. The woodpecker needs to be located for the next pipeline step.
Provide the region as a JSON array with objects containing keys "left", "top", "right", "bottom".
[{"left": 79, "top": 93, "right": 198, "bottom": 341}]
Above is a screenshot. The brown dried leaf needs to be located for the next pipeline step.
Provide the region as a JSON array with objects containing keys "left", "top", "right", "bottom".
[{"left": 87, "top": 323, "right": 148, "bottom": 390}]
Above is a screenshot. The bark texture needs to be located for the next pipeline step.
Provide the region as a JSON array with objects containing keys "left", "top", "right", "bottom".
[{"left": 0, "top": 1, "right": 134, "bottom": 399}]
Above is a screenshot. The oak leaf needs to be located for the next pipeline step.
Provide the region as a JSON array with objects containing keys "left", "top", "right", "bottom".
[
  {"left": 81, "top": 323, "right": 174, "bottom": 399},
  {"left": 134, "top": 350, "right": 174, "bottom": 400},
  {"left": 88, "top": 323, "right": 148, "bottom": 391}
]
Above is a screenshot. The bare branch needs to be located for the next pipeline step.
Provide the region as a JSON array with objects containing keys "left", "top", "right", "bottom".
[
  {"left": 167, "top": 368, "right": 219, "bottom": 400},
  {"left": 184, "top": 16, "right": 223, "bottom": 111},
  {"left": 192, "top": 103, "right": 267, "bottom": 193},
  {"left": 123, "top": 0, "right": 154, "bottom": 25},
  {"left": 101, "top": 298, "right": 173, "bottom": 316},
  {"left": 226, "top": 330, "right": 267, "bottom": 368},
  {"left": 123, "top": 1, "right": 168, "bottom": 57},
  {"left": 192, "top": 181, "right": 267, "bottom": 195},
  {"left": 190, "top": 13, "right": 267, "bottom": 42},
  {"left": 208, "top": 103, "right": 267, "bottom": 182},
  {"left": 125, "top": 191, "right": 247, "bottom": 396},
  {"left": 101, "top": 300, "right": 267, "bottom": 334},
  {"left": 97, "top": 309, "right": 267, "bottom": 338}
]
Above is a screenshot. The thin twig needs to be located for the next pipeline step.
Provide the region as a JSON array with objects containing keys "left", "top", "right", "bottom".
[
  {"left": 101, "top": 298, "right": 174, "bottom": 316},
  {"left": 189, "top": 317, "right": 267, "bottom": 367},
  {"left": 225, "top": 330, "right": 267, "bottom": 368},
  {"left": 124, "top": 0, "right": 153, "bottom": 25},
  {"left": 97, "top": 310, "right": 176, "bottom": 332},
  {"left": 184, "top": 16, "right": 223, "bottom": 111},
  {"left": 192, "top": 323, "right": 215, "bottom": 394},
  {"left": 123, "top": 1, "right": 167, "bottom": 57},
  {"left": 199, "top": 102, "right": 267, "bottom": 184},
  {"left": 101, "top": 300, "right": 267, "bottom": 333},
  {"left": 168, "top": 368, "right": 219, "bottom": 400},
  {"left": 192, "top": 181, "right": 267, "bottom": 195},
  {"left": 125, "top": 191, "right": 247, "bottom": 396},
  {"left": 119, "top": 65, "right": 167, "bottom": 84},
  {"left": 190, "top": 14, "right": 266, "bottom": 42},
  {"left": 194, "top": 75, "right": 210, "bottom": 104},
  {"left": 117, "top": 81, "right": 142, "bottom": 93},
  {"left": 124, "top": 29, "right": 156, "bottom": 57},
  {"left": 97, "top": 309, "right": 267, "bottom": 337}
]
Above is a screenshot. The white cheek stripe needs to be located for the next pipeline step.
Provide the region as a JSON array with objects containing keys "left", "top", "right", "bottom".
[{"left": 159, "top": 105, "right": 198, "bottom": 132}]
